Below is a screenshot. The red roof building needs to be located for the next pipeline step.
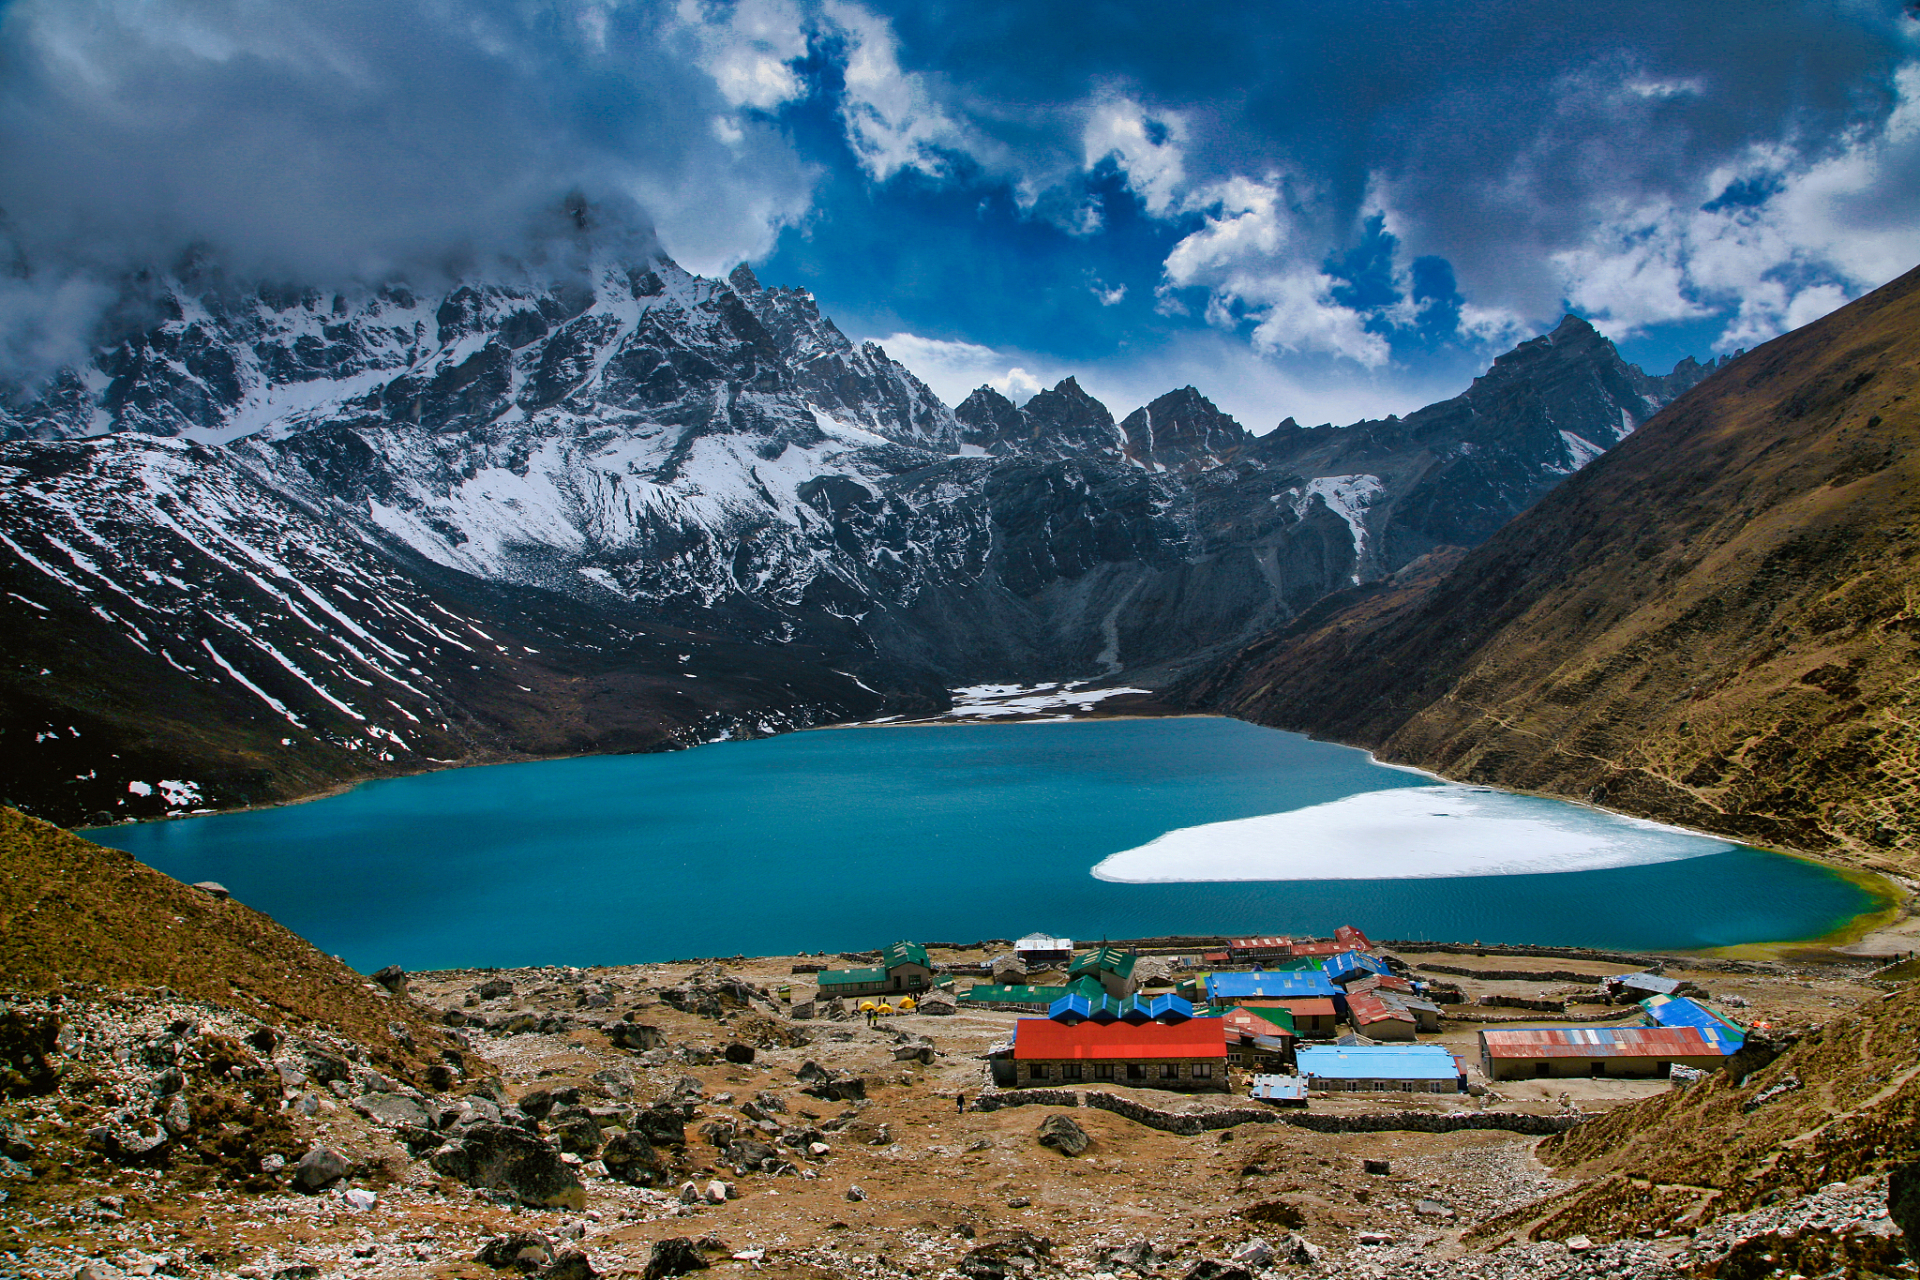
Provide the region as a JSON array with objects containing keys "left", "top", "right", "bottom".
[
  {"left": 1346, "top": 973, "right": 1417, "bottom": 997},
  {"left": 1242, "top": 997, "right": 1338, "bottom": 1037},
  {"left": 1334, "top": 925, "right": 1374, "bottom": 951},
  {"left": 1013, "top": 1016, "right": 1228, "bottom": 1092},
  {"left": 1288, "top": 940, "right": 1349, "bottom": 958},
  {"left": 1347, "top": 992, "right": 1417, "bottom": 1041}
]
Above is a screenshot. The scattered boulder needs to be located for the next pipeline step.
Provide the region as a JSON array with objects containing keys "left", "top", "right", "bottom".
[
  {"left": 600, "top": 1132, "right": 667, "bottom": 1186},
  {"left": 1275, "top": 1234, "right": 1323, "bottom": 1266},
  {"left": 291, "top": 1145, "right": 351, "bottom": 1193},
  {"left": 606, "top": 1023, "right": 665, "bottom": 1052},
  {"left": 1180, "top": 1262, "right": 1252, "bottom": 1280},
  {"left": 1363, "top": 1158, "right": 1391, "bottom": 1175},
  {"left": 429, "top": 1123, "right": 586, "bottom": 1209},
  {"left": 1036, "top": 1113, "right": 1090, "bottom": 1157},
  {"left": 475, "top": 1233, "right": 556, "bottom": 1273},
  {"left": 371, "top": 965, "right": 409, "bottom": 996},
  {"left": 190, "top": 881, "right": 230, "bottom": 900},
  {"left": 1230, "top": 1239, "right": 1273, "bottom": 1268},
  {"left": 957, "top": 1231, "right": 1052, "bottom": 1280},
  {"left": 1101, "top": 1240, "right": 1168, "bottom": 1275},
  {"left": 1891, "top": 1164, "right": 1920, "bottom": 1249},
  {"left": 543, "top": 1251, "right": 598, "bottom": 1280},
  {"left": 641, "top": 1238, "right": 710, "bottom": 1280},
  {"left": 632, "top": 1105, "right": 688, "bottom": 1147},
  {"left": 477, "top": 978, "right": 516, "bottom": 1001},
  {"left": 354, "top": 1093, "right": 431, "bottom": 1130},
  {"left": 723, "top": 1043, "right": 755, "bottom": 1064}
]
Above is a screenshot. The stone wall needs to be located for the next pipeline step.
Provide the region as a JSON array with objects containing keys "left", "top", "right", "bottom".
[
  {"left": 971, "top": 1087, "right": 1587, "bottom": 1137},
  {"left": 1416, "top": 963, "right": 1609, "bottom": 984}
]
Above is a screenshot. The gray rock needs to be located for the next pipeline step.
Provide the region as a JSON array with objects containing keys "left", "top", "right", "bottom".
[
  {"left": 543, "top": 1250, "right": 598, "bottom": 1280},
  {"left": 1363, "top": 1158, "right": 1391, "bottom": 1175},
  {"left": 632, "top": 1105, "right": 687, "bottom": 1147},
  {"left": 551, "top": 1116, "right": 601, "bottom": 1156},
  {"left": 190, "top": 881, "right": 229, "bottom": 900},
  {"left": 599, "top": 1132, "right": 666, "bottom": 1186},
  {"left": 477, "top": 977, "right": 516, "bottom": 1000},
  {"left": 641, "top": 1238, "right": 709, "bottom": 1280},
  {"left": 355, "top": 1093, "right": 431, "bottom": 1129},
  {"left": 371, "top": 965, "right": 409, "bottom": 996},
  {"left": 1893, "top": 1162, "right": 1920, "bottom": 1247},
  {"left": 291, "top": 1145, "right": 351, "bottom": 1193},
  {"left": 161, "top": 1096, "right": 192, "bottom": 1135},
  {"left": 723, "top": 1043, "right": 755, "bottom": 1064},
  {"left": 1036, "top": 1113, "right": 1090, "bottom": 1157},
  {"left": 428, "top": 1123, "right": 586, "bottom": 1209},
  {"left": 475, "top": 1230, "right": 555, "bottom": 1272}
]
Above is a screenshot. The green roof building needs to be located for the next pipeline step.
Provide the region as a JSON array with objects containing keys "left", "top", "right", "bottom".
[
  {"left": 813, "top": 940, "right": 936, "bottom": 1000},
  {"left": 1069, "top": 946, "right": 1141, "bottom": 998}
]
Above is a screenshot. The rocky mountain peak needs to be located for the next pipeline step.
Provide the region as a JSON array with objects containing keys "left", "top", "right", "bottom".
[{"left": 1119, "top": 386, "right": 1251, "bottom": 471}]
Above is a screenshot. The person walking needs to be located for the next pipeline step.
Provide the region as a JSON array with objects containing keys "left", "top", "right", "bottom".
[{"left": 956, "top": 1093, "right": 967, "bottom": 1114}]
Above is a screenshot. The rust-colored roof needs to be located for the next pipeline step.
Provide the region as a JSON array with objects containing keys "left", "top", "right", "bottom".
[
  {"left": 1223, "top": 1007, "right": 1291, "bottom": 1038},
  {"left": 1289, "top": 940, "right": 1348, "bottom": 956},
  {"left": 1230, "top": 935, "right": 1294, "bottom": 950},
  {"left": 1480, "top": 1025, "right": 1728, "bottom": 1059},
  {"left": 1334, "top": 925, "right": 1373, "bottom": 950},
  {"left": 1245, "top": 997, "right": 1337, "bottom": 1017},
  {"left": 1348, "top": 973, "right": 1416, "bottom": 996},
  {"left": 1348, "top": 992, "right": 1415, "bottom": 1025},
  {"left": 1014, "top": 1016, "right": 1227, "bottom": 1061}
]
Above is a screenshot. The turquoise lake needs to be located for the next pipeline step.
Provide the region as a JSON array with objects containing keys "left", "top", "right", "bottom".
[{"left": 88, "top": 717, "right": 1873, "bottom": 972}]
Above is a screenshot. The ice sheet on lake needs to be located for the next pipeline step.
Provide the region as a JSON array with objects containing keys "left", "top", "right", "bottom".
[{"left": 1091, "top": 784, "right": 1736, "bottom": 882}]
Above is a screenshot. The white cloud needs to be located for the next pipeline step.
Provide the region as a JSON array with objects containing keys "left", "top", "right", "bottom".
[
  {"left": 675, "top": 0, "right": 809, "bottom": 112},
  {"left": 822, "top": 1, "right": 978, "bottom": 182},
  {"left": 1160, "top": 176, "right": 1390, "bottom": 367},
  {"left": 865, "top": 331, "right": 1061, "bottom": 406},
  {"left": 1082, "top": 94, "right": 1189, "bottom": 217},
  {"left": 1091, "top": 279, "right": 1127, "bottom": 306},
  {"left": 1549, "top": 59, "right": 1920, "bottom": 350}
]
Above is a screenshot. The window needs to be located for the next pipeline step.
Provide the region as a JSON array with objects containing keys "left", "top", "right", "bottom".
[
  {"left": 1062, "top": 1062, "right": 1083, "bottom": 1080},
  {"left": 1590, "top": 1061, "right": 1607, "bottom": 1077},
  {"left": 1194, "top": 1064, "right": 1213, "bottom": 1078},
  {"left": 1127, "top": 1063, "right": 1145, "bottom": 1080},
  {"left": 1028, "top": 1063, "right": 1049, "bottom": 1080},
  {"left": 1162, "top": 1063, "right": 1179, "bottom": 1079},
  {"left": 1094, "top": 1064, "right": 1114, "bottom": 1080},
  {"left": 1534, "top": 1062, "right": 1550, "bottom": 1077}
]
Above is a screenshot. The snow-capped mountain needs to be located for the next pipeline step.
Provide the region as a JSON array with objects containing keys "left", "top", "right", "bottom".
[{"left": 0, "top": 227, "right": 1714, "bottom": 824}]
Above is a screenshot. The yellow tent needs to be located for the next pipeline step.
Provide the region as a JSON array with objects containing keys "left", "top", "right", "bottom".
[
  {"left": 876, "top": 1003, "right": 894, "bottom": 1015},
  {"left": 897, "top": 995, "right": 917, "bottom": 1012},
  {"left": 859, "top": 1000, "right": 879, "bottom": 1012}
]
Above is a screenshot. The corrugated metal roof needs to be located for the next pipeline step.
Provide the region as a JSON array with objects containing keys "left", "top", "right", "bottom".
[
  {"left": 961, "top": 983, "right": 1071, "bottom": 1004},
  {"left": 1223, "top": 1007, "right": 1292, "bottom": 1038},
  {"left": 1014, "top": 1017, "right": 1227, "bottom": 1061},
  {"left": 1207, "top": 970, "right": 1340, "bottom": 1001},
  {"left": 1611, "top": 971, "right": 1682, "bottom": 994},
  {"left": 817, "top": 966, "right": 887, "bottom": 986},
  {"left": 1348, "top": 992, "right": 1416, "bottom": 1025},
  {"left": 1069, "top": 946, "right": 1139, "bottom": 979},
  {"left": 1640, "top": 995, "right": 1746, "bottom": 1044},
  {"left": 1249, "top": 1074, "right": 1308, "bottom": 1101},
  {"left": 1325, "top": 951, "right": 1391, "bottom": 982},
  {"left": 1334, "top": 925, "right": 1373, "bottom": 950},
  {"left": 883, "top": 941, "right": 930, "bottom": 970},
  {"left": 1241, "top": 997, "right": 1335, "bottom": 1017},
  {"left": 1015, "top": 934, "right": 1073, "bottom": 951},
  {"left": 1296, "top": 1044, "right": 1461, "bottom": 1081},
  {"left": 1479, "top": 1025, "right": 1734, "bottom": 1058},
  {"left": 1289, "top": 940, "right": 1349, "bottom": 956},
  {"left": 1347, "top": 973, "right": 1416, "bottom": 996},
  {"left": 1230, "top": 936, "right": 1295, "bottom": 950}
]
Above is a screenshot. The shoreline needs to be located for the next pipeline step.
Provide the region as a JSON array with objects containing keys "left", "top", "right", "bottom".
[{"left": 81, "top": 700, "right": 1908, "bottom": 963}]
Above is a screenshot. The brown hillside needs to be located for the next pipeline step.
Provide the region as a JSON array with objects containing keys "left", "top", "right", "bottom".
[
  {"left": 1470, "top": 981, "right": 1920, "bottom": 1246},
  {"left": 1196, "top": 263, "right": 1920, "bottom": 869},
  {"left": 0, "top": 805, "right": 446, "bottom": 1082}
]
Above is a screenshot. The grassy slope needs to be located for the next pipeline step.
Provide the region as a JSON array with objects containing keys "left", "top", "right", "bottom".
[
  {"left": 1196, "top": 264, "right": 1920, "bottom": 871},
  {"left": 0, "top": 805, "right": 448, "bottom": 1082}
]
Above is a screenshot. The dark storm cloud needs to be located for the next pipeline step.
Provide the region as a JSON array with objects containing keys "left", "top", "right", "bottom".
[{"left": 0, "top": 0, "right": 812, "bottom": 285}]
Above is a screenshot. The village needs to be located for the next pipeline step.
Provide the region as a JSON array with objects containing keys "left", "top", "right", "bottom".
[{"left": 791, "top": 926, "right": 1757, "bottom": 1108}]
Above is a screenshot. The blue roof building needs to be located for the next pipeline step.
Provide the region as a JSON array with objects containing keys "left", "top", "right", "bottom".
[
  {"left": 1323, "top": 951, "right": 1392, "bottom": 986},
  {"left": 1205, "top": 970, "right": 1343, "bottom": 1007},
  {"left": 1295, "top": 1044, "right": 1465, "bottom": 1094},
  {"left": 1640, "top": 995, "right": 1746, "bottom": 1046}
]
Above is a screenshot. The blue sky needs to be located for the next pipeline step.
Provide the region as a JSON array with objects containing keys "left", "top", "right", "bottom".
[{"left": 2, "top": 1, "right": 1918, "bottom": 428}]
